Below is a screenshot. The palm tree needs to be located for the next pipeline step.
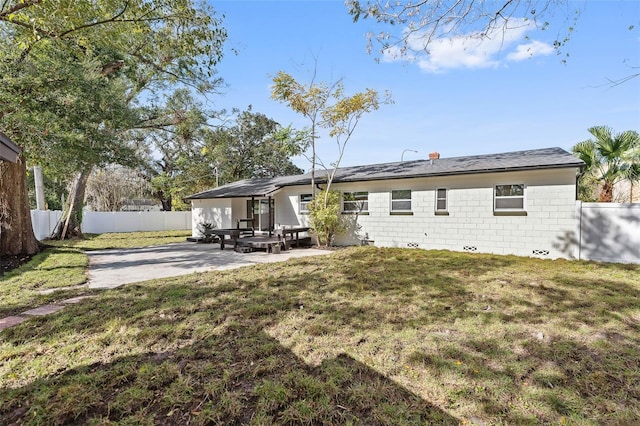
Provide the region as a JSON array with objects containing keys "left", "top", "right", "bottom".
[{"left": 572, "top": 126, "right": 640, "bottom": 202}]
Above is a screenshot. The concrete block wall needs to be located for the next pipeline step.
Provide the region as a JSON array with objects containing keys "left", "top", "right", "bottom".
[{"left": 281, "top": 169, "right": 579, "bottom": 259}]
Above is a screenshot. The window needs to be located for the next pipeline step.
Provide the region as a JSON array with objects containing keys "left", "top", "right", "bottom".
[
  {"left": 391, "top": 189, "right": 412, "bottom": 212},
  {"left": 435, "top": 188, "right": 448, "bottom": 213},
  {"left": 299, "top": 193, "right": 312, "bottom": 214},
  {"left": 494, "top": 184, "right": 525, "bottom": 211},
  {"left": 343, "top": 191, "right": 369, "bottom": 213}
]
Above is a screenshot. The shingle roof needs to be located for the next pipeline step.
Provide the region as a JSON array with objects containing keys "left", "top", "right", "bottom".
[{"left": 184, "top": 147, "right": 583, "bottom": 200}]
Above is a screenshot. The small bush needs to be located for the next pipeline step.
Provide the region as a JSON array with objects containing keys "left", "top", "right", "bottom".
[{"left": 308, "top": 190, "right": 345, "bottom": 247}]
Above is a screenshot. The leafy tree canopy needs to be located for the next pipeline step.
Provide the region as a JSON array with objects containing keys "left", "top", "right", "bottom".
[{"left": 0, "top": 0, "right": 226, "bottom": 171}]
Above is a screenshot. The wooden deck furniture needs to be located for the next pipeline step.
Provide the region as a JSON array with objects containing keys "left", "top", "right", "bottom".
[
  {"left": 275, "top": 227, "right": 311, "bottom": 250},
  {"left": 233, "top": 227, "right": 311, "bottom": 253},
  {"left": 236, "top": 236, "right": 282, "bottom": 253},
  {"left": 206, "top": 226, "right": 311, "bottom": 253},
  {"left": 207, "top": 228, "right": 254, "bottom": 250}
]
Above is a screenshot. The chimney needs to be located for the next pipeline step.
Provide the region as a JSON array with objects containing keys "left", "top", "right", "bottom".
[{"left": 429, "top": 152, "right": 440, "bottom": 160}]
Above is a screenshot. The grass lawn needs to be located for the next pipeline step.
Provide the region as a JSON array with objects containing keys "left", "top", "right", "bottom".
[
  {"left": 0, "top": 230, "right": 191, "bottom": 318},
  {"left": 1, "top": 242, "right": 639, "bottom": 424}
]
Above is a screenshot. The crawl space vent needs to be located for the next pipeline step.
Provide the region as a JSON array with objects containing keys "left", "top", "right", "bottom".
[
  {"left": 532, "top": 249, "right": 550, "bottom": 256},
  {"left": 463, "top": 246, "right": 478, "bottom": 252}
]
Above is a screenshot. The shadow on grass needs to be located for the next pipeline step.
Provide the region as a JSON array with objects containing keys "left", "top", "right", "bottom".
[
  {"left": 0, "top": 279, "right": 457, "bottom": 425},
  {"left": 406, "top": 331, "right": 640, "bottom": 423},
  {"left": 0, "top": 248, "right": 55, "bottom": 280},
  {"left": 0, "top": 246, "right": 91, "bottom": 318},
  {"left": 1, "top": 247, "right": 639, "bottom": 424}
]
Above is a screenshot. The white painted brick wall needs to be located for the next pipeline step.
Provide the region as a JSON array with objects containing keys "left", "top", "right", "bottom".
[{"left": 274, "top": 169, "right": 578, "bottom": 259}]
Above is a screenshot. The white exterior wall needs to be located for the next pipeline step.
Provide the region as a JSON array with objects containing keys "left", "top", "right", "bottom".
[
  {"left": 191, "top": 198, "right": 233, "bottom": 236},
  {"left": 279, "top": 169, "right": 578, "bottom": 259},
  {"left": 275, "top": 189, "right": 312, "bottom": 228}
]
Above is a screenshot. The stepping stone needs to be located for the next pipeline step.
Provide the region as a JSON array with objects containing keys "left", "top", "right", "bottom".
[
  {"left": 21, "top": 305, "right": 65, "bottom": 316},
  {"left": 60, "top": 296, "right": 95, "bottom": 305},
  {"left": 0, "top": 316, "right": 27, "bottom": 331}
]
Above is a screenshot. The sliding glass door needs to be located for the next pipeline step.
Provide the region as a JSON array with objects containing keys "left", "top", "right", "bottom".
[{"left": 246, "top": 198, "right": 274, "bottom": 232}]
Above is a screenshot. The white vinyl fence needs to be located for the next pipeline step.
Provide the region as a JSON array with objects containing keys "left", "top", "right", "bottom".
[
  {"left": 31, "top": 210, "right": 192, "bottom": 240},
  {"left": 576, "top": 202, "right": 640, "bottom": 264},
  {"left": 30, "top": 210, "right": 63, "bottom": 240}
]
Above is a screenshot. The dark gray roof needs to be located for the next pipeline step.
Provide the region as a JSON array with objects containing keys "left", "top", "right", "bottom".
[{"left": 185, "top": 147, "right": 583, "bottom": 200}]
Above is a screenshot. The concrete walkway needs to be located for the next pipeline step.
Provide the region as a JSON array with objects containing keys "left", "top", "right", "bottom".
[
  {"left": 0, "top": 242, "right": 332, "bottom": 331},
  {"left": 0, "top": 296, "right": 95, "bottom": 331}
]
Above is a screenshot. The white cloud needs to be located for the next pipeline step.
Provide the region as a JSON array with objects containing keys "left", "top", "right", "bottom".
[
  {"left": 507, "top": 40, "right": 555, "bottom": 61},
  {"left": 383, "top": 18, "right": 554, "bottom": 73}
]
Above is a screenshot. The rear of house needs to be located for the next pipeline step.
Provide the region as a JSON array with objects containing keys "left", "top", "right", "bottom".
[{"left": 186, "top": 147, "right": 583, "bottom": 259}]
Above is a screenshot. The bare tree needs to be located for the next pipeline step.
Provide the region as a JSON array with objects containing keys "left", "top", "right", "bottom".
[
  {"left": 346, "top": 0, "right": 578, "bottom": 60},
  {"left": 86, "top": 166, "right": 151, "bottom": 212}
]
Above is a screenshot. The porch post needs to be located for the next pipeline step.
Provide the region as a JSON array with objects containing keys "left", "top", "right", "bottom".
[
  {"left": 268, "top": 196, "right": 273, "bottom": 237},
  {"left": 251, "top": 196, "right": 255, "bottom": 236}
]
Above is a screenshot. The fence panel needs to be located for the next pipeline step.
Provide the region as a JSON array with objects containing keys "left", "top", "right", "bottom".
[
  {"left": 31, "top": 210, "right": 192, "bottom": 239},
  {"left": 30, "top": 210, "right": 63, "bottom": 240},
  {"left": 578, "top": 202, "right": 640, "bottom": 264}
]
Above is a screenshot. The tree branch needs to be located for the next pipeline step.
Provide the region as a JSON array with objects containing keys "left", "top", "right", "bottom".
[{"left": 0, "top": 0, "right": 41, "bottom": 18}]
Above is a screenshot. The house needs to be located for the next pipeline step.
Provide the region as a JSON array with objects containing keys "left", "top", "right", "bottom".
[
  {"left": 0, "top": 131, "right": 21, "bottom": 163},
  {"left": 185, "top": 147, "right": 584, "bottom": 259}
]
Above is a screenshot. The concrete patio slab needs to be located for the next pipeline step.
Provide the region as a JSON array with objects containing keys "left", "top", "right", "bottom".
[
  {"left": 0, "top": 316, "right": 27, "bottom": 331},
  {"left": 87, "top": 242, "right": 332, "bottom": 289}
]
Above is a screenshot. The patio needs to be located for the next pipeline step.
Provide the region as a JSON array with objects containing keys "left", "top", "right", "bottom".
[{"left": 86, "top": 242, "right": 331, "bottom": 289}]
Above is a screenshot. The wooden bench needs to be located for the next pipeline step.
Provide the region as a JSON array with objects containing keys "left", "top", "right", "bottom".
[
  {"left": 208, "top": 228, "right": 254, "bottom": 250},
  {"left": 275, "top": 227, "right": 311, "bottom": 250}
]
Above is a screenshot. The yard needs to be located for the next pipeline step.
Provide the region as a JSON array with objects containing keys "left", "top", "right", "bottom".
[{"left": 1, "top": 234, "right": 639, "bottom": 424}]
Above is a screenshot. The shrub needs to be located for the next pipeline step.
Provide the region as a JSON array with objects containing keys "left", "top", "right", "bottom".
[{"left": 308, "top": 190, "right": 345, "bottom": 247}]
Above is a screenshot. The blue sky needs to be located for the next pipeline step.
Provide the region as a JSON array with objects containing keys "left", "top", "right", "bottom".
[{"left": 209, "top": 0, "right": 640, "bottom": 169}]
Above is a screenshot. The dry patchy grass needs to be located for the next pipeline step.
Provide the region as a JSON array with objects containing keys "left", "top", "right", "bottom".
[
  {"left": 0, "top": 230, "right": 191, "bottom": 317},
  {"left": 1, "top": 247, "right": 639, "bottom": 424}
]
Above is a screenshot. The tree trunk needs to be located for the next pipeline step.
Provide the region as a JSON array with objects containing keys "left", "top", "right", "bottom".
[
  {"left": 157, "top": 190, "right": 172, "bottom": 211},
  {"left": 51, "top": 168, "right": 91, "bottom": 239},
  {"left": 599, "top": 182, "right": 614, "bottom": 202},
  {"left": 0, "top": 156, "right": 40, "bottom": 256}
]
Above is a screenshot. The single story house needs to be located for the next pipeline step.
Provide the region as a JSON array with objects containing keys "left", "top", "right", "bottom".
[{"left": 185, "top": 147, "right": 584, "bottom": 259}]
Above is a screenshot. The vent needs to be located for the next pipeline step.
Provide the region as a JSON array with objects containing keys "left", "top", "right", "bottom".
[
  {"left": 407, "top": 242, "right": 419, "bottom": 248},
  {"left": 532, "top": 249, "right": 549, "bottom": 256},
  {"left": 463, "top": 246, "right": 477, "bottom": 252}
]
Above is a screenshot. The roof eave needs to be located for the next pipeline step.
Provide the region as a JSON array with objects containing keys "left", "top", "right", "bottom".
[
  {"left": 328, "top": 162, "right": 584, "bottom": 185},
  {"left": 184, "top": 186, "right": 284, "bottom": 201}
]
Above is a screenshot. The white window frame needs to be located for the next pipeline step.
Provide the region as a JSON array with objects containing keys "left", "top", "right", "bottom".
[
  {"left": 343, "top": 191, "right": 369, "bottom": 213},
  {"left": 494, "top": 184, "right": 526, "bottom": 212},
  {"left": 390, "top": 189, "right": 412, "bottom": 212},
  {"left": 299, "top": 193, "right": 312, "bottom": 214},
  {"left": 435, "top": 188, "right": 448, "bottom": 213}
]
